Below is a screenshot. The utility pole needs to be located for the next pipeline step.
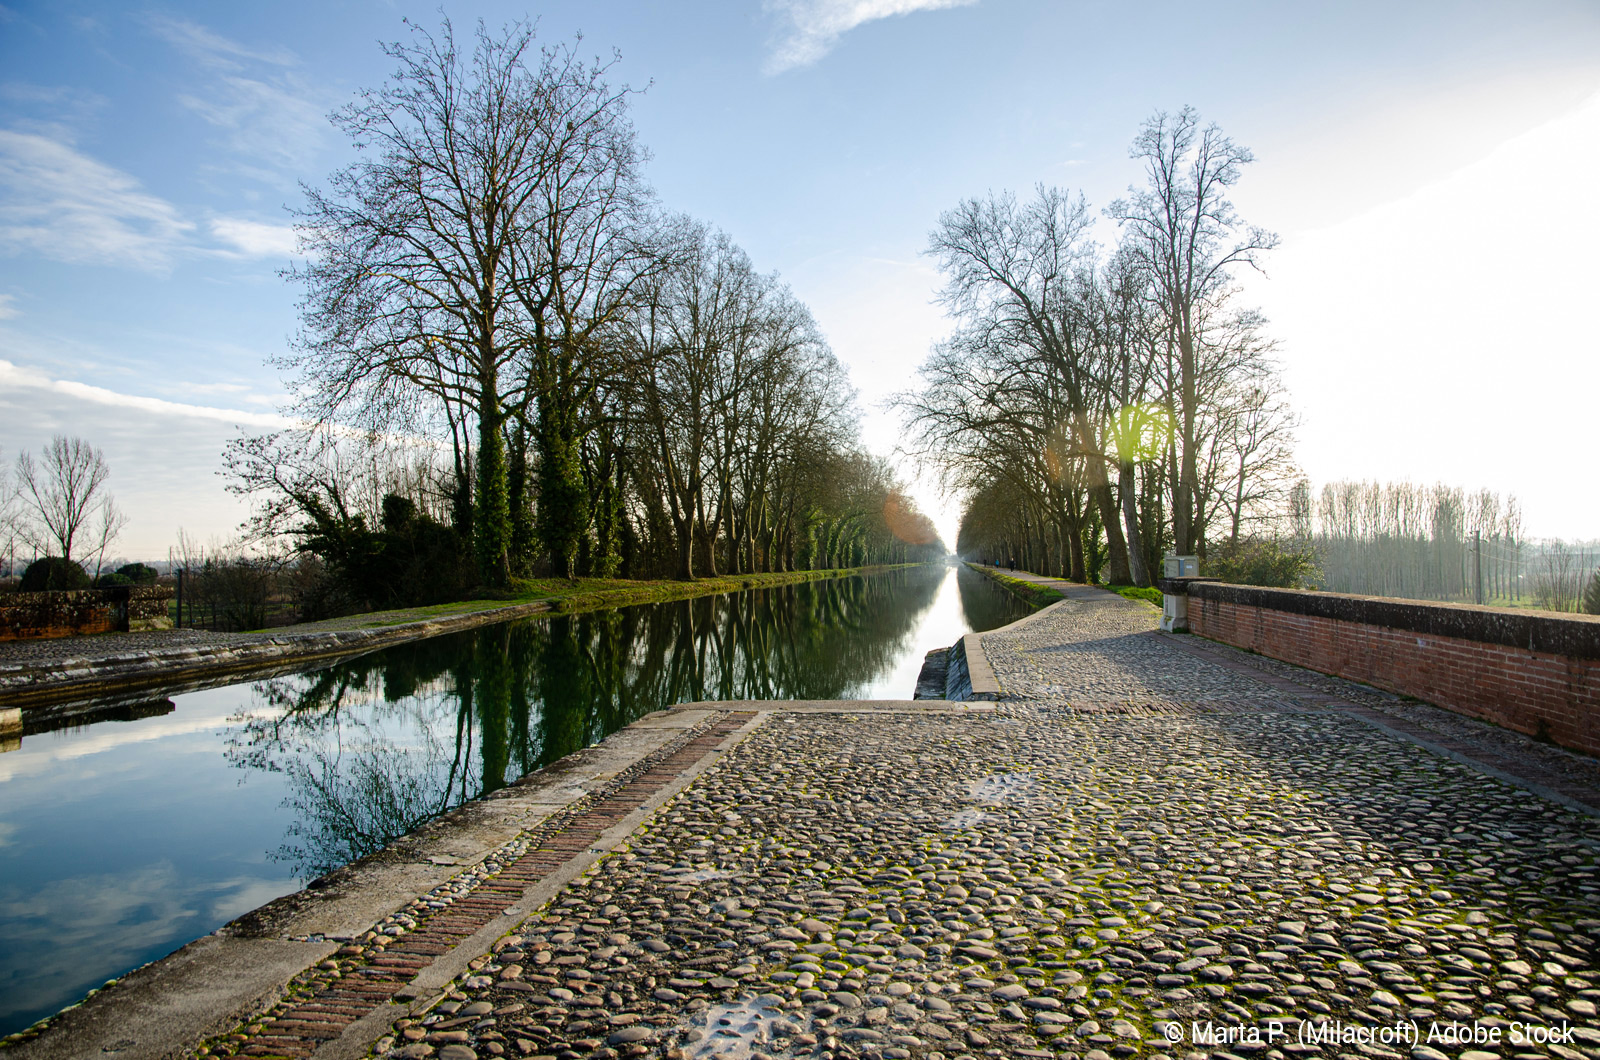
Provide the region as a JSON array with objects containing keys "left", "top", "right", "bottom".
[{"left": 1474, "top": 530, "right": 1483, "bottom": 606}]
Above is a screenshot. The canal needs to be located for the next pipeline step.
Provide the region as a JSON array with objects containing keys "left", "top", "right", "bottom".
[{"left": 0, "top": 564, "right": 1029, "bottom": 1036}]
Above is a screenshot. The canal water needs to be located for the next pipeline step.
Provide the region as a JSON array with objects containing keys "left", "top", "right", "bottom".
[{"left": 0, "top": 564, "right": 1029, "bottom": 1036}]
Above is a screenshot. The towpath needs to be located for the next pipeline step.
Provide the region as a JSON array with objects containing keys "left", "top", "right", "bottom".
[{"left": 12, "top": 583, "right": 1600, "bottom": 1060}]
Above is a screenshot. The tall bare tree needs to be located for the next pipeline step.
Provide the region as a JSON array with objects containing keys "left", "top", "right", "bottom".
[
  {"left": 502, "top": 46, "right": 653, "bottom": 578},
  {"left": 290, "top": 18, "right": 585, "bottom": 587},
  {"left": 927, "top": 187, "right": 1133, "bottom": 583},
  {"left": 14, "top": 435, "right": 126, "bottom": 574},
  {"left": 1109, "top": 107, "right": 1278, "bottom": 555}
]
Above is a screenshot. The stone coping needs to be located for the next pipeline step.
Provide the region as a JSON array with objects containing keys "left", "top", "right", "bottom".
[
  {"left": 0, "top": 602, "right": 554, "bottom": 709},
  {"left": 1162, "top": 579, "right": 1600, "bottom": 660}
]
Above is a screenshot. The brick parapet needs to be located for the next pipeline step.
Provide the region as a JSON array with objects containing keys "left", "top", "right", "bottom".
[{"left": 1178, "top": 582, "right": 1600, "bottom": 757}]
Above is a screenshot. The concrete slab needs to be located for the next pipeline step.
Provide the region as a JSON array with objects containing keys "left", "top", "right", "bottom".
[
  {"left": 959, "top": 632, "right": 1003, "bottom": 698},
  {"left": 6, "top": 936, "right": 336, "bottom": 1060}
]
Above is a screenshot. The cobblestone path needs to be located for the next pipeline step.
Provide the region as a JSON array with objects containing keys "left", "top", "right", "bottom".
[{"left": 283, "top": 588, "right": 1600, "bottom": 1060}]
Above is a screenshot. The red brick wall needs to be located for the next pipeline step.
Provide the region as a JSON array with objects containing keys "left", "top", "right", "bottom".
[{"left": 1188, "top": 591, "right": 1600, "bottom": 758}]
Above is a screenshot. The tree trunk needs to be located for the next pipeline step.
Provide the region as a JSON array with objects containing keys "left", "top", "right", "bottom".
[
  {"left": 475, "top": 370, "right": 512, "bottom": 588},
  {"left": 1120, "top": 459, "right": 1150, "bottom": 587}
]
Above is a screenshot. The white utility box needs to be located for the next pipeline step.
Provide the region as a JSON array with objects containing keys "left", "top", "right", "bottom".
[
  {"left": 1163, "top": 554, "right": 1200, "bottom": 578},
  {"left": 1160, "top": 592, "right": 1188, "bottom": 633}
]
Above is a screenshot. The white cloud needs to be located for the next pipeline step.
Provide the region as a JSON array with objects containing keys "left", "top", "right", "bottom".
[
  {"left": 145, "top": 14, "right": 297, "bottom": 71},
  {"left": 0, "top": 293, "right": 17, "bottom": 319},
  {"left": 0, "top": 81, "right": 107, "bottom": 125},
  {"left": 150, "top": 15, "right": 328, "bottom": 176},
  {"left": 171, "top": 380, "right": 254, "bottom": 396},
  {"left": 0, "top": 131, "right": 302, "bottom": 268},
  {"left": 179, "top": 73, "right": 328, "bottom": 173},
  {"left": 0, "top": 129, "right": 194, "bottom": 269},
  {"left": 0, "top": 358, "right": 290, "bottom": 557},
  {"left": 0, "top": 358, "right": 287, "bottom": 428},
  {"left": 764, "top": 0, "right": 979, "bottom": 73},
  {"left": 210, "top": 216, "right": 298, "bottom": 258}
]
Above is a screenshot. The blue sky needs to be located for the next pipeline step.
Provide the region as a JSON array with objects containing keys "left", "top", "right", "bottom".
[{"left": 1, "top": 0, "right": 1598, "bottom": 558}]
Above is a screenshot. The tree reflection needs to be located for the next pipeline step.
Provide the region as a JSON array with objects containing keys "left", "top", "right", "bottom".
[
  {"left": 956, "top": 563, "right": 1034, "bottom": 631},
  {"left": 227, "top": 567, "right": 970, "bottom": 878}
]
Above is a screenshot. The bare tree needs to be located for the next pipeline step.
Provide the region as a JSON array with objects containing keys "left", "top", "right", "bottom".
[
  {"left": 13, "top": 435, "right": 127, "bottom": 573},
  {"left": 0, "top": 446, "right": 19, "bottom": 576},
  {"left": 1208, "top": 375, "right": 1300, "bottom": 545},
  {"left": 1109, "top": 107, "right": 1278, "bottom": 555},
  {"left": 926, "top": 187, "right": 1134, "bottom": 583}
]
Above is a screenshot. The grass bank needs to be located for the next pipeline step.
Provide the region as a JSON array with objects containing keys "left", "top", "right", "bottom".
[
  {"left": 273, "top": 564, "right": 921, "bottom": 634},
  {"left": 1106, "top": 584, "right": 1163, "bottom": 608},
  {"left": 966, "top": 564, "right": 1065, "bottom": 608},
  {"left": 968, "top": 564, "right": 1164, "bottom": 611}
]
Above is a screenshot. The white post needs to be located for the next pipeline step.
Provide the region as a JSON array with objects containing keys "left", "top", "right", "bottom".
[{"left": 1160, "top": 591, "right": 1189, "bottom": 633}]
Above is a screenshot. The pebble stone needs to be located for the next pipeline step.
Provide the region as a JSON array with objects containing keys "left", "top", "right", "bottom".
[{"left": 375, "top": 586, "right": 1600, "bottom": 1060}]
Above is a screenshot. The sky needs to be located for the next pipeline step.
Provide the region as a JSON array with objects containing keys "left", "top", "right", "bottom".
[{"left": 0, "top": 0, "right": 1597, "bottom": 560}]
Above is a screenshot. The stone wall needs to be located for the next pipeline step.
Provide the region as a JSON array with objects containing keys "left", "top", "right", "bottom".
[
  {"left": 0, "top": 586, "right": 174, "bottom": 641},
  {"left": 1175, "top": 580, "right": 1600, "bottom": 758}
]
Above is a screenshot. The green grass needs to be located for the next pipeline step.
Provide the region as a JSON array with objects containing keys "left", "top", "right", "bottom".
[
  {"left": 1107, "top": 584, "right": 1163, "bottom": 607},
  {"left": 256, "top": 564, "right": 920, "bottom": 633},
  {"left": 968, "top": 565, "right": 1065, "bottom": 609}
]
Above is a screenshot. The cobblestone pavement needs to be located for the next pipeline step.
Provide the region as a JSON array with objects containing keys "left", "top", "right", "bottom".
[{"left": 351, "top": 589, "right": 1600, "bottom": 1060}]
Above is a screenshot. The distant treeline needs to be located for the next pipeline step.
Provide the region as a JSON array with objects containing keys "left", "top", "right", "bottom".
[{"left": 1300, "top": 479, "right": 1597, "bottom": 613}]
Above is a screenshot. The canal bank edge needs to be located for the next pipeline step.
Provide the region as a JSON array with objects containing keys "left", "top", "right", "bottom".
[
  {"left": 936, "top": 564, "right": 1075, "bottom": 701},
  {"left": 0, "top": 564, "right": 924, "bottom": 711},
  {"left": 0, "top": 699, "right": 994, "bottom": 1060}
]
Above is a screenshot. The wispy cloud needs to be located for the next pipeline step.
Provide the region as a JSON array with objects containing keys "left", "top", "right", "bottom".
[
  {"left": 0, "top": 81, "right": 107, "bottom": 125},
  {"left": 763, "top": 0, "right": 979, "bottom": 73},
  {"left": 0, "top": 130, "right": 193, "bottom": 269},
  {"left": 150, "top": 15, "right": 328, "bottom": 176},
  {"left": 179, "top": 74, "right": 327, "bottom": 172},
  {"left": 0, "top": 359, "right": 287, "bottom": 428},
  {"left": 145, "top": 13, "right": 297, "bottom": 70},
  {"left": 0, "top": 294, "right": 17, "bottom": 319},
  {"left": 209, "top": 216, "right": 297, "bottom": 259}
]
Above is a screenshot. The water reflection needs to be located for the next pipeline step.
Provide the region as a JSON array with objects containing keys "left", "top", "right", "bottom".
[
  {"left": 229, "top": 566, "right": 1031, "bottom": 877},
  {"left": 0, "top": 564, "right": 1030, "bottom": 1035}
]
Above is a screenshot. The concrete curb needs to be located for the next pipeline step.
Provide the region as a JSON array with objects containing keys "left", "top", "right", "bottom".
[{"left": 959, "top": 632, "right": 1003, "bottom": 699}]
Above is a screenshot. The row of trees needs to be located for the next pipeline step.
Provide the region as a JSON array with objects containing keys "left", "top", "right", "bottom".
[
  {"left": 905, "top": 108, "right": 1295, "bottom": 586},
  {"left": 229, "top": 18, "right": 940, "bottom": 603},
  {"left": 1306, "top": 480, "right": 1525, "bottom": 601},
  {"left": 1297, "top": 478, "right": 1600, "bottom": 614}
]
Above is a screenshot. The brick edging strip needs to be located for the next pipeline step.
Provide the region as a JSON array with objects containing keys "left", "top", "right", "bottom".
[{"left": 194, "top": 711, "right": 761, "bottom": 1060}]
